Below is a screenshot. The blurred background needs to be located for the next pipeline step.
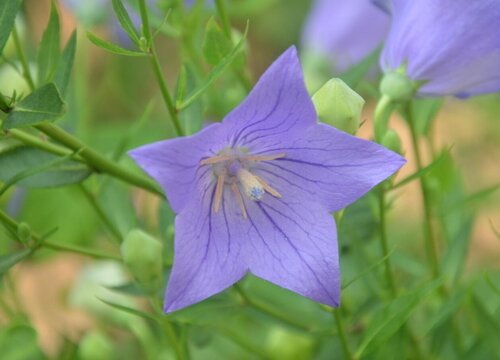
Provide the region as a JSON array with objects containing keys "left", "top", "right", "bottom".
[{"left": 0, "top": 0, "right": 499, "bottom": 358}]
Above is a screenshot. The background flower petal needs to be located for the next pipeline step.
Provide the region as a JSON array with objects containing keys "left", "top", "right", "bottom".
[
  {"left": 381, "top": 0, "right": 500, "bottom": 97},
  {"left": 253, "top": 124, "right": 405, "bottom": 212},
  {"left": 302, "top": 0, "right": 390, "bottom": 73}
]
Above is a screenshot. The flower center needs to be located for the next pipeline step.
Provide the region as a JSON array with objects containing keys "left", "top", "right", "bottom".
[{"left": 200, "top": 148, "right": 284, "bottom": 219}]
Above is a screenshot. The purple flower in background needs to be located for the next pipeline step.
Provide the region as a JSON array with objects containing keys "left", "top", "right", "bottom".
[
  {"left": 129, "top": 47, "right": 405, "bottom": 312},
  {"left": 302, "top": 0, "right": 390, "bottom": 73},
  {"left": 381, "top": 0, "right": 500, "bottom": 97}
]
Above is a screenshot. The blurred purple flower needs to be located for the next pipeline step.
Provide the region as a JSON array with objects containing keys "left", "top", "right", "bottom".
[
  {"left": 381, "top": 0, "right": 500, "bottom": 97},
  {"left": 129, "top": 47, "right": 405, "bottom": 312},
  {"left": 302, "top": 0, "right": 390, "bottom": 73}
]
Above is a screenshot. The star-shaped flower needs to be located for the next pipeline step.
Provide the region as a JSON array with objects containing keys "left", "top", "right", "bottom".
[{"left": 129, "top": 47, "right": 405, "bottom": 313}]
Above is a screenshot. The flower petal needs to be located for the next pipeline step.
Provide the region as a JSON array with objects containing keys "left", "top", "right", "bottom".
[
  {"left": 381, "top": 0, "right": 500, "bottom": 96},
  {"left": 128, "top": 123, "right": 226, "bottom": 213},
  {"left": 253, "top": 123, "right": 405, "bottom": 212},
  {"left": 164, "top": 183, "right": 249, "bottom": 313},
  {"left": 302, "top": 0, "right": 390, "bottom": 73},
  {"left": 221, "top": 46, "right": 317, "bottom": 150},
  {"left": 245, "top": 192, "right": 340, "bottom": 307}
]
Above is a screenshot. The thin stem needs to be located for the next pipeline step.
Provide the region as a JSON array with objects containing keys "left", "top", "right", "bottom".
[
  {"left": 35, "top": 123, "right": 164, "bottom": 197},
  {"left": 151, "top": 299, "right": 185, "bottom": 360},
  {"left": 78, "top": 184, "right": 123, "bottom": 243},
  {"left": 6, "top": 128, "right": 85, "bottom": 163},
  {"left": 406, "top": 109, "right": 440, "bottom": 280},
  {"left": 373, "top": 95, "right": 395, "bottom": 142},
  {"left": 214, "top": 0, "right": 232, "bottom": 38},
  {"left": 332, "top": 309, "right": 355, "bottom": 360},
  {"left": 138, "top": 0, "right": 183, "bottom": 136},
  {"left": 378, "top": 189, "right": 397, "bottom": 296},
  {"left": 234, "top": 284, "right": 311, "bottom": 332},
  {"left": 12, "top": 27, "right": 35, "bottom": 91}
]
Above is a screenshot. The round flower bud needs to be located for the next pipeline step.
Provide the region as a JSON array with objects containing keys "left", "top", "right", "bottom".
[
  {"left": 381, "top": 129, "right": 402, "bottom": 155},
  {"left": 380, "top": 71, "right": 415, "bottom": 102},
  {"left": 78, "top": 331, "right": 114, "bottom": 360},
  {"left": 120, "top": 229, "right": 163, "bottom": 292},
  {"left": 266, "top": 327, "right": 314, "bottom": 359},
  {"left": 17, "top": 222, "right": 32, "bottom": 245},
  {"left": 312, "top": 78, "right": 364, "bottom": 134}
]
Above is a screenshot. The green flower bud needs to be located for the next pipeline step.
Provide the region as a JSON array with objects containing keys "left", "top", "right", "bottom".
[
  {"left": 312, "top": 78, "right": 365, "bottom": 134},
  {"left": 17, "top": 222, "right": 31, "bottom": 245},
  {"left": 380, "top": 71, "right": 415, "bottom": 102},
  {"left": 121, "top": 229, "right": 163, "bottom": 292},
  {"left": 266, "top": 327, "right": 314, "bottom": 359},
  {"left": 78, "top": 331, "right": 114, "bottom": 360},
  {"left": 381, "top": 129, "right": 403, "bottom": 155}
]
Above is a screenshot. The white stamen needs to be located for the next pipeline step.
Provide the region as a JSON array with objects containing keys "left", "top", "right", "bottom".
[
  {"left": 231, "top": 183, "right": 247, "bottom": 219},
  {"left": 213, "top": 174, "right": 225, "bottom": 213},
  {"left": 254, "top": 174, "right": 282, "bottom": 198},
  {"left": 237, "top": 168, "right": 265, "bottom": 201},
  {"left": 245, "top": 153, "right": 286, "bottom": 162}
]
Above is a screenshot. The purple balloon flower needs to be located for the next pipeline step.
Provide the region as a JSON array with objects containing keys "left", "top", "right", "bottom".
[
  {"left": 129, "top": 47, "right": 405, "bottom": 312},
  {"left": 302, "top": 0, "right": 390, "bottom": 73},
  {"left": 381, "top": 0, "right": 500, "bottom": 97}
]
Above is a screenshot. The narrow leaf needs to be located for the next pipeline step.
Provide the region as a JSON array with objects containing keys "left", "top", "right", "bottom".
[
  {"left": 355, "top": 279, "right": 443, "bottom": 357},
  {"left": 177, "top": 21, "right": 249, "bottom": 110},
  {"left": 86, "top": 32, "right": 147, "bottom": 57},
  {"left": 111, "top": 0, "right": 141, "bottom": 46},
  {"left": 3, "top": 83, "right": 65, "bottom": 129},
  {"left": 391, "top": 149, "right": 449, "bottom": 190},
  {"left": 98, "top": 298, "right": 158, "bottom": 322},
  {"left": 53, "top": 30, "right": 77, "bottom": 96},
  {"left": 0, "top": 0, "right": 22, "bottom": 54},
  {"left": 202, "top": 17, "right": 233, "bottom": 66},
  {"left": 0, "top": 146, "right": 90, "bottom": 188},
  {"left": 37, "top": 1, "right": 60, "bottom": 84},
  {"left": 0, "top": 249, "right": 32, "bottom": 275}
]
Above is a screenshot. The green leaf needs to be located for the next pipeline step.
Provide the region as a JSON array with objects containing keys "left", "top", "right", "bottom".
[
  {"left": 391, "top": 149, "right": 449, "bottom": 190},
  {"left": 107, "top": 282, "right": 146, "bottom": 297},
  {"left": 111, "top": 0, "right": 140, "bottom": 47},
  {"left": 86, "top": 32, "right": 147, "bottom": 57},
  {"left": 3, "top": 83, "right": 65, "bottom": 129},
  {"left": 0, "top": 248, "right": 32, "bottom": 275},
  {"left": 0, "top": 0, "right": 22, "bottom": 54},
  {"left": 53, "top": 30, "right": 77, "bottom": 96},
  {"left": 37, "top": 1, "right": 60, "bottom": 84},
  {"left": 177, "top": 21, "right": 249, "bottom": 111},
  {"left": 0, "top": 324, "right": 45, "bottom": 360},
  {"left": 472, "top": 295, "right": 500, "bottom": 358},
  {"left": 355, "top": 279, "right": 443, "bottom": 358},
  {"left": 176, "top": 64, "right": 203, "bottom": 135},
  {"left": 411, "top": 97, "right": 443, "bottom": 135},
  {"left": 98, "top": 298, "right": 158, "bottom": 322},
  {"left": 340, "top": 47, "right": 381, "bottom": 88},
  {"left": 0, "top": 146, "right": 90, "bottom": 188},
  {"left": 202, "top": 18, "right": 233, "bottom": 66}
]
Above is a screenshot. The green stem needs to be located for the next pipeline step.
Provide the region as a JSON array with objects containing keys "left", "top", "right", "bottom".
[
  {"left": 373, "top": 95, "right": 395, "bottom": 142},
  {"left": 35, "top": 123, "right": 164, "bottom": 197},
  {"left": 406, "top": 108, "right": 440, "bottom": 280},
  {"left": 6, "top": 128, "right": 85, "bottom": 163},
  {"left": 138, "top": 0, "right": 183, "bottom": 136},
  {"left": 214, "top": 0, "right": 232, "bottom": 38},
  {"left": 378, "top": 189, "right": 397, "bottom": 296},
  {"left": 0, "top": 209, "right": 121, "bottom": 261},
  {"left": 79, "top": 184, "right": 123, "bottom": 243},
  {"left": 332, "top": 309, "right": 355, "bottom": 360},
  {"left": 151, "top": 299, "right": 185, "bottom": 360},
  {"left": 234, "top": 284, "right": 311, "bottom": 332},
  {"left": 12, "top": 27, "right": 35, "bottom": 91}
]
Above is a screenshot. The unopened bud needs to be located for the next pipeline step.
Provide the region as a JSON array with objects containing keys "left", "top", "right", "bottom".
[
  {"left": 17, "top": 222, "right": 31, "bottom": 245},
  {"left": 312, "top": 78, "right": 364, "bottom": 134},
  {"left": 121, "top": 229, "right": 163, "bottom": 292},
  {"left": 381, "top": 129, "right": 402, "bottom": 155},
  {"left": 78, "top": 331, "right": 114, "bottom": 360},
  {"left": 380, "top": 71, "right": 415, "bottom": 102}
]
